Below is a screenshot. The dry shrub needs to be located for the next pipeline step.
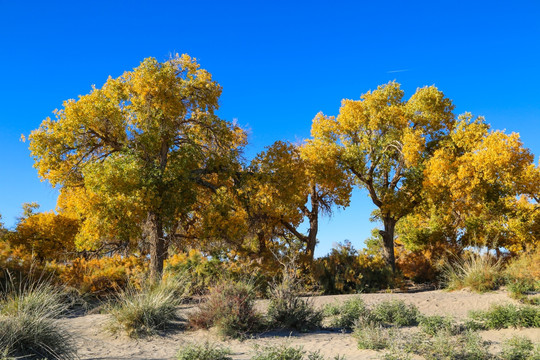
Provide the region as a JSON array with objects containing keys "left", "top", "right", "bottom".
[
  {"left": 504, "top": 248, "right": 540, "bottom": 299},
  {"left": 188, "top": 279, "right": 262, "bottom": 338},
  {"left": 0, "top": 241, "right": 59, "bottom": 292},
  {"left": 394, "top": 242, "right": 451, "bottom": 283},
  {"left": 266, "top": 262, "right": 322, "bottom": 332}
]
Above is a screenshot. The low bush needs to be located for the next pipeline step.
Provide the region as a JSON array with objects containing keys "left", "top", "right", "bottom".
[
  {"left": 0, "top": 282, "right": 76, "bottom": 359},
  {"left": 323, "top": 296, "right": 369, "bottom": 330},
  {"left": 504, "top": 249, "right": 540, "bottom": 301},
  {"left": 419, "top": 315, "right": 460, "bottom": 336},
  {"left": 108, "top": 276, "right": 187, "bottom": 338},
  {"left": 266, "top": 266, "right": 322, "bottom": 332},
  {"left": 188, "top": 279, "right": 262, "bottom": 338},
  {"left": 313, "top": 241, "right": 393, "bottom": 294},
  {"left": 442, "top": 252, "right": 503, "bottom": 293},
  {"left": 165, "top": 250, "right": 226, "bottom": 295},
  {"left": 250, "top": 344, "right": 337, "bottom": 360},
  {"left": 500, "top": 335, "right": 537, "bottom": 360},
  {"left": 353, "top": 321, "right": 394, "bottom": 350},
  {"left": 372, "top": 299, "right": 420, "bottom": 327},
  {"left": 58, "top": 255, "right": 148, "bottom": 297},
  {"left": 380, "top": 353, "right": 413, "bottom": 360},
  {"left": 469, "top": 303, "right": 540, "bottom": 329},
  {"left": 176, "top": 342, "right": 232, "bottom": 360},
  {"left": 408, "top": 330, "right": 490, "bottom": 360}
]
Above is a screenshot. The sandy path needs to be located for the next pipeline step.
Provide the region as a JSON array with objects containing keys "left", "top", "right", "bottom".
[{"left": 61, "top": 290, "right": 539, "bottom": 360}]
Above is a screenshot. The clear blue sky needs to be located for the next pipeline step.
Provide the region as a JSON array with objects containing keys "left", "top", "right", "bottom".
[{"left": 1, "top": 0, "right": 539, "bottom": 257}]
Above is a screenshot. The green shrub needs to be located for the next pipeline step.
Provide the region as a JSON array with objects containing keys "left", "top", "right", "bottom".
[
  {"left": 461, "top": 330, "right": 492, "bottom": 360},
  {"left": 176, "top": 342, "right": 232, "bottom": 360},
  {"left": 324, "top": 298, "right": 366, "bottom": 328},
  {"left": 313, "top": 241, "right": 393, "bottom": 294},
  {"left": 323, "top": 297, "right": 369, "bottom": 330},
  {"left": 108, "top": 276, "right": 187, "bottom": 338},
  {"left": 469, "top": 304, "right": 540, "bottom": 329},
  {"left": 354, "top": 322, "right": 394, "bottom": 350},
  {"left": 380, "top": 352, "right": 413, "bottom": 360},
  {"left": 500, "top": 336, "right": 534, "bottom": 360},
  {"left": 266, "top": 270, "right": 322, "bottom": 332},
  {"left": 372, "top": 299, "right": 420, "bottom": 327},
  {"left": 419, "top": 315, "right": 460, "bottom": 336},
  {"left": 464, "top": 319, "right": 487, "bottom": 331},
  {"left": 188, "top": 279, "right": 262, "bottom": 338},
  {"left": 409, "top": 330, "right": 490, "bottom": 360},
  {"left": 251, "top": 344, "right": 311, "bottom": 360},
  {"left": 0, "top": 283, "right": 76, "bottom": 359}
]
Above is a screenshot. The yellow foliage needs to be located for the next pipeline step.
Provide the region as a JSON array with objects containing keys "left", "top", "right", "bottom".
[
  {"left": 58, "top": 255, "right": 147, "bottom": 295},
  {"left": 422, "top": 113, "right": 539, "bottom": 251},
  {"left": 12, "top": 211, "right": 79, "bottom": 260},
  {"left": 0, "top": 240, "right": 36, "bottom": 278}
]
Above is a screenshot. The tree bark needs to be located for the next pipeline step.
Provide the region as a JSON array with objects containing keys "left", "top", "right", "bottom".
[
  {"left": 379, "top": 216, "right": 397, "bottom": 273},
  {"left": 147, "top": 211, "right": 167, "bottom": 282},
  {"left": 305, "top": 190, "right": 319, "bottom": 262}
]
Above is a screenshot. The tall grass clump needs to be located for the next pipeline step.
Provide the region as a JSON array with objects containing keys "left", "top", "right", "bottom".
[
  {"left": 188, "top": 279, "right": 262, "bottom": 338},
  {"left": 442, "top": 252, "right": 503, "bottom": 293},
  {"left": 266, "top": 261, "right": 322, "bottom": 332},
  {"left": 372, "top": 299, "right": 420, "bottom": 327},
  {"left": 108, "top": 275, "right": 188, "bottom": 338},
  {"left": 0, "top": 281, "right": 76, "bottom": 359},
  {"left": 176, "top": 342, "right": 232, "bottom": 360},
  {"left": 323, "top": 297, "right": 370, "bottom": 330}
]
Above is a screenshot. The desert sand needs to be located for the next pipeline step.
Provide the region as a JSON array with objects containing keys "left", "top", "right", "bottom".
[{"left": 61, "top": 289, "right": 539, "bottom": 360}]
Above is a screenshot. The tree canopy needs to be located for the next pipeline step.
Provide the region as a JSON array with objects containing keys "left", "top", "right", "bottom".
[{"left": 29, "top": 55, "right": 246, "bottom": 280}]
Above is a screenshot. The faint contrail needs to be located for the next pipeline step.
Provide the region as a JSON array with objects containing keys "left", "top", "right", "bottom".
[{"left": 386, "top": 69, "right": 409, "bottom": 73}]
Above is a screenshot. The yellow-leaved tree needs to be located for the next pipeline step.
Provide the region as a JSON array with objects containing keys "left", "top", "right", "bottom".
[
  {"left": 310, "top": 81, "right": 455, "bottom": 271},
  {"left": 175, "top": 141, "right": 352, "bottom": 266},
  {"left": 29, "top": 55, "right": 246, "bottom": 281},
  {"left": 408, "top": 113, "right": 540, "bottom": 253},
  {"left": 8, "top": 203, "right": 79, "bottom": 261},
  {"left": 246, "top": 141, "right": 352, "bottom": 261}
]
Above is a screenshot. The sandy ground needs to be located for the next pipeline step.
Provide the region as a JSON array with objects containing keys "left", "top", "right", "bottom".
[{"left": 61, "top": 289, "right": 539, "bottom": 360}]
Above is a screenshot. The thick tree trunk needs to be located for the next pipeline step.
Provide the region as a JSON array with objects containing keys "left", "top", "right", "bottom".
[
  {"left": 147, "top": 211, "right": 168, "bottom": 282},
  {"left": 379, "top": 217, "right": 397, "bottom": 273}
]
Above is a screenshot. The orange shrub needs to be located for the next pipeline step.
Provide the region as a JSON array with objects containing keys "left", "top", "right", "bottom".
[
  {"left": 58, "top": 255, "right": 147, "bottom": 296},
  {"left": 395, "top": 240, "right": 455, "bottom": 283},
  {"left": 504, "top": 247, "right": 540, "bottom": 298}
]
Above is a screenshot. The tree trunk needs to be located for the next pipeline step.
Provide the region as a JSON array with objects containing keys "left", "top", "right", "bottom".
[
  {"left": 305, "top": 190, "right": 319, "bottom": 262},
  {"left": 379, "top": 217, "right": 397, "bottom": 273},
  {"left": 147, "top": 211, "right": 167, "bottom": 282}
]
